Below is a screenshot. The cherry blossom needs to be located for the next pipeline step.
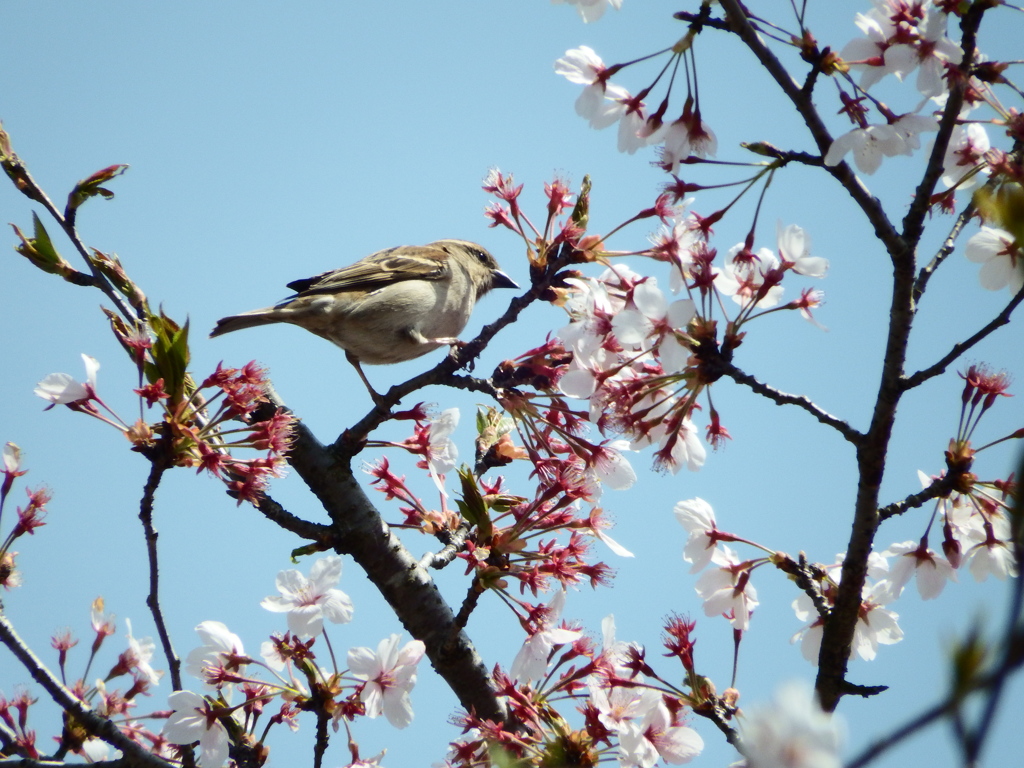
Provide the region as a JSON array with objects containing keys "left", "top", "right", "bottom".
[
  {"left": 823, "top": 124, "right": 908, "bottom": 174},
  {"left": 660, "top": 111, "right": 718, "bottom": 174},
  {"left": 347, "top": 634, "right": 426, "bottom": 729},
  {"left": 425, "top": 407, "right": 460, "bottom": 493},
  {"left": 597, "top": 613, "right": 644, "bottom": 679},
  {"left": 34, "top": 353, "right": 100, "bottom": 406},
  {"left": 124, "top": 619, "right": 162, "bottom": 687},
  {"left": 879, "top": 540, "right": 956, "bottom": 600},
  {"left": 941, "top": 123, "right": 991, "bottom": 190},
  {"left": 965, "top": 226, "right": 1023, "bottom": 294},
  {"left": 509, "top": 589, "right": 582, "bottom": 683},
  {"left": 553, "top": 0, "right": 622, "bottom": 24},
  {"left": 163, "top": 690, "right": 231, "bottom": 768},
  {"left": 964, "top": 536, "right": 1019, "bottom": 582},
  {"left": 618, "top": 694, "right": 704, "bottom": 767},
  {"left": 839, "top": 2, "right": 961, "bottom": 97},
  {"left": 792, "top": 582, "right": 902, "bottom": 663},
  {"left": 260, "top": 555, "right": 354, "bottom": 639},
  {"left": 553, "top": 46, "right": 629, "bottom": 130},
  {"left": 554, "top": 46, "right": 607, "bottom": 86},
  {"left": 185, "top": 621, "right": 249, "bottom": 687},
  {"left": 694, "top": 546, "right": 759, "bottom": 630},
  {"left": 909, "top": 8, "right": 964, "bottom": 98},
  {"left": 776, "top": 223, "right": 829, "bottom": 278},
  {"left": 590, "top": 683, "right": 654, "bottom": 735},
  {"left": 738, "top": 680, "right": 843, "bottom": 768},
  {"left": 673, "top": 497, "right": 721, "bottom": 573},
  {"left": 716, "top": 246, "right": 785, "bottom": 309}
]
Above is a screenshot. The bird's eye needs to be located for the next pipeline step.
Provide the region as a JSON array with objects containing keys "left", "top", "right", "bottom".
[{"left": 473, "top": 249, "right": 489, "bottom": 265}]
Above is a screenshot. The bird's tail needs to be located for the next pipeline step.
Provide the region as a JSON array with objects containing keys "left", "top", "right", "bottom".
[{"left": 209, "top": 310, "right": 281, "bottom": 338}]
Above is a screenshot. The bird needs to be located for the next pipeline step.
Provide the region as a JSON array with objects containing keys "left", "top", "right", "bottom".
[{"left": 210, "top": 239, "right": 517, "bottom": 403}]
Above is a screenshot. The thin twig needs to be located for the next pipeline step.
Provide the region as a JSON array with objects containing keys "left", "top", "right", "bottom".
[
  {"left": 878, "top": 474, "right": 956, "bottom": 522},
  {"left": 420, "top": 523, "right": 472, "bottom": 570},
  {"left": 913, "top": 201, "right": 977, "bottom": 303},
  {"left": 138, "top": 435, "right": 182, "bottom": 692},
  {"left": 718, "top": 361, "right": 863, "bottom": 444},
  {"left": 902, "top": 284, "right": 1024, "bottom": 391}
]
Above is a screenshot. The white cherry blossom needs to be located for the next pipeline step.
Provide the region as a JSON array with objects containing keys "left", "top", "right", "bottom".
[
  {"left": 695, "top": 545, "right": 759, "bottom": 630},
  {"left": 185, "top": 621, "right": 248, "bottom": 687},
  {"left": 739, "top": 680, "right": 843, "bottom": 768},
  {"left": 34, "top": 353, "right": 100, "bottom": 405},
  {"left": 824, "top": 124, "right": 907, "bottom": 174},
  {"left": 673, "top": 497, "right": 720, "bottom": 573},
  {"left": 618, "top": 695, "right": 704, "bottom": 767},
  {"left": 777, "top": 223, "right": 828, "bottom": 278},
  {"left": 261, "top": 555, "right": 354, "bottom": 638},
  {"left": 553, "top": 0, "right": 622, "bottom": 24},
  {"left": 347, "top": 634, "right": 425, "bottom": 729},
  {"left": 510, "top": 589, "right": 582, "bottom": 683},
  {"left": 965, "top": 227, "right": 1023, "bottom": 294},
  {"left": 163, "top": 690, "right": 231, "bottom": 767},
  {"left": 879, "top": 540, "right": 956, "bottom": 600}
]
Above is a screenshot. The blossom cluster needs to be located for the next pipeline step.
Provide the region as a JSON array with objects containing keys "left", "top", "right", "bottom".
[
  {"left": 33, "top": 353, "right": 295, "bottom": 506},
  {"left": 444, "top": 611, "right": 709, "bottom": 768},
  {"left": 0, "top": 596, "right": 171, "bottom": 763},
  {"left": 0, "top": 555, "right": 423, "bottom": 767},
  {"left": 163, "top": 555, "right": 425, "bottom": 767},
  {"left": 368, "top": 401, "right": 633, "bottom": 602}
]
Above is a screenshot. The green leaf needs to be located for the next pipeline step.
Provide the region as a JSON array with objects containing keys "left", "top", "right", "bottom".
[
  {"left": 148, "top": 313, "right": 191, "bottom": 405},
  {"left": 11, "top": 214, "right": 73, "bottom": 276},
  {"left": 456, "top": 466, "right": 492, "bottom": 540}
]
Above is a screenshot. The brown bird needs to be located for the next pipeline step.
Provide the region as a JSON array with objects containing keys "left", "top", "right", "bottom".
[{"left": 210, "top": 239, "right": 517, "bottom": 402}]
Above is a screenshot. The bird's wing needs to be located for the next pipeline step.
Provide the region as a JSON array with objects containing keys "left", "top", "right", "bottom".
[{"left": 285, "top": 245, "right": 451, "bottom": 295}]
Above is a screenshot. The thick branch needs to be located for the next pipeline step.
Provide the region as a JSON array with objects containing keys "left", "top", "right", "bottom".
[{"left": 261, "top": 396, "right": 508, "bottom": 725}]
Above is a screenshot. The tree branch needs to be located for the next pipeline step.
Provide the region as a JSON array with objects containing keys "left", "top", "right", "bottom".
[
  {"left": 259, "top": 394, "right": 508, "bottom": 726},
  {"left": 0, "top": 613, "right": 173, "bottom": 768},
  {"left": 137, "top": 434, "right": 182, "bottom": 692},
  {"left": 902, "top": 284, "right": 1024, "bottom": 391},
  {"left": 718, "top": 361, "right": 863, "bottom": 444},
  {"left": 878, "top": 473, "right": 957, "bottom": 522}
]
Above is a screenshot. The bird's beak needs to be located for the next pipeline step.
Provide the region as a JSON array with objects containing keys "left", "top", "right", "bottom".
[{"left": 492, "top": 271, "right": 518, "bottom": 290}]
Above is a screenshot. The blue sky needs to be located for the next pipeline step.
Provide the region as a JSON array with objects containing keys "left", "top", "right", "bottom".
[{"left": 1, "top": 2, "right": 1022, "bottom": 767}]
